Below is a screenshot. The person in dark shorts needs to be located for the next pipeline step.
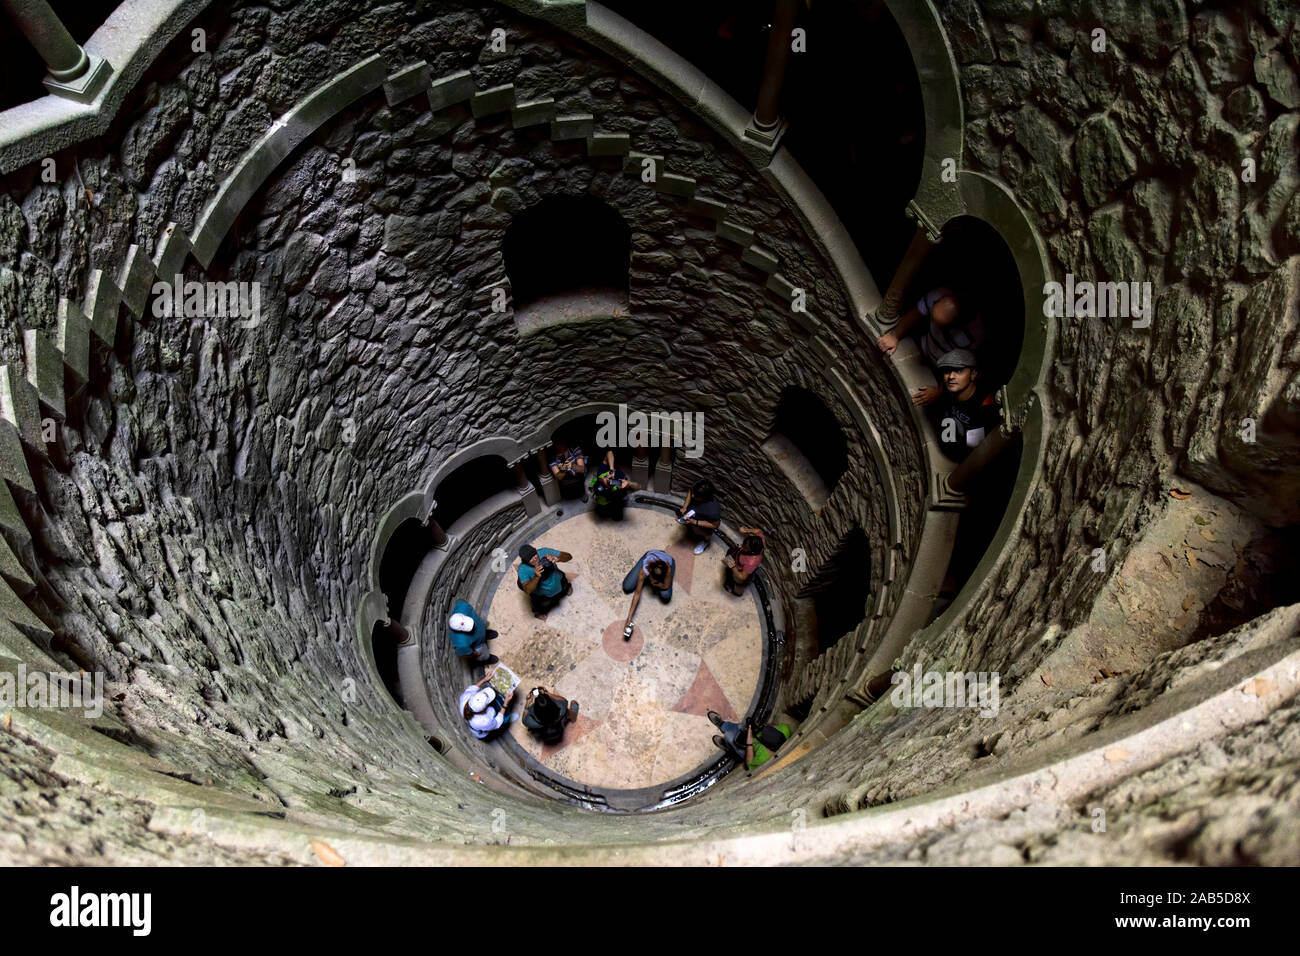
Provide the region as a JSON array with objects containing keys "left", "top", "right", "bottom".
[
  {"left": 678, "top": 478, "right": 722, "bottom": 554},
  {"left": 620, "top": 549, "right": 675, "bottom": 639}
]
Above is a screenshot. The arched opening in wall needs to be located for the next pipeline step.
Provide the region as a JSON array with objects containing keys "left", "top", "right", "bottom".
[
  {"left": 379, "top": 516, "right": 433, "bottom": 626},
  {"left": 502, "top": 196, "right": 631, "bottom": 329},
  {"left": 598, "top": 1, "right": 924, "bottom": 285},
  {"left": 783, "top": 0, "right": 924, "bottom": 282},
  {"left": 761, "top": 387, "right": 848, "bottom": 511},
  {"left": 798, "top": 527, "right": 872, "bottom": 654},
  {"left": 432, "top": 456, "right": 514, "bottom": 531},
  {"left": 371, "top": 619, "right": 403, "bottom": 708},
  {"left": 910, "top": 215, "right": 1026, "bottom": 395},
  {"left": 0, "top": 0, "right": 118, "bottom": 111}
]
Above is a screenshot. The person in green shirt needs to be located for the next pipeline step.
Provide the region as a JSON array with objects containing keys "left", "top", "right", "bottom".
[{"left": 707, "top": 712, "right": 791, "bottom": 770}]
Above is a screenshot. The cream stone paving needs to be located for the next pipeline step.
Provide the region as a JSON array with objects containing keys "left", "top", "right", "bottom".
[{"left": 479, "top": 508, "right": 766, "bottom": 791}]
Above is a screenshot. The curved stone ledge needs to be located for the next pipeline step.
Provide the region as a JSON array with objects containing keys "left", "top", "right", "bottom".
[{"left": 0, "top": 0, "right": 214, "bottom": 175}]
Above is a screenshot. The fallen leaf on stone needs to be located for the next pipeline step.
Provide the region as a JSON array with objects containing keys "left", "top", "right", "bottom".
[
  {"left": 1242, "top": 678, "right": 1277, "bottom": 697},
  {"left": 1169, "top": 488, "right": 1192, "bottom": 499},
  {"left": 3, "top": 714, "right": 9, "bottom": 729},
  {"left": 1159, "top": 552, "right": 1173, "bottom": 570},
  {"left": 311, "top": 840, "right": 346, "bottom": 867},
  {"left": 1104, "top": 748, "right": 1130, "bottom": 762},
  {"left": 1172, "top": 613, "right": 1189, "bottom": 630},
  {"left": 1200, "top": 528, "right": 1216, "bottom": 542},
  {"left": 1040, "top": 672, "right": 1053, "bottom": 687},
  {"left": 1186, "top": 550, "right": 1197, "bottom": 568},
  {"left": 84, "top": 189, "right": 94, "bottom": 205},
  {"left": 1181, "top": 593, "right": 1196, "bottom": 611}
]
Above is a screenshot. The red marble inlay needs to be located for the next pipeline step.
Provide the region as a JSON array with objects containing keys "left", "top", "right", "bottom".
[
  {"left": 601, "top": 619, "right": 643, "bottom": 661},
  {"left": 670, "top": 659, "right": 737, "bottom": 722},
  {"left": 664, "top": 539, "right": 697, "bottom": 595}
]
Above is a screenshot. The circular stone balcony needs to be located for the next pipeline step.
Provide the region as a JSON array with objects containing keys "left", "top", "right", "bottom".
[{"left": 449, "top": 498, "right": 779, "bottom": 811}]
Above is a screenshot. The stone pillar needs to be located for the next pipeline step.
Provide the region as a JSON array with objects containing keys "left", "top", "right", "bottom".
[
  {"left": 875, "top": 219, "right": 937, "bottom": 327},
  {"left": 742, "top": 0, "right": 800, "bottom": 151},
  {"left": 652, "top": 445, "right": 673, "bottom": 494},
  {"left": 511, "top": 459, "right": 541, "bottom": 517},
  {"left": 630, "top": 445, "right": 650, "bottom": 490},
  {"left": 534, "top": 446, "right": 560, "bottom": 507},
  {"left": 425, "top": 506, "right": 449, "bottom": 550},
  {"left": 385, "top": 618, "right": 414, "bottom": 648},
  {"left": 2, "top": 0, "right": 112, "bottom": 102}
]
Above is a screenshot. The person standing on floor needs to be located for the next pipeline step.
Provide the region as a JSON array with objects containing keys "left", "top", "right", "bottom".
[{"left": 447, "top": 598, "right": 499, "bottom": 665}]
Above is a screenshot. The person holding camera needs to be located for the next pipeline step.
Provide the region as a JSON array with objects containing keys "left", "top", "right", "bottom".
[
  {"left": 620, "top": 549, "right": 675, "bottom": 640},
  {"left": 516, "top": 544, "right": 573, "bottom": 613},
  {"left": 678, "top": 478, "right": 722, "bottom": 554},
  {"left": 522, "top": 686, "right": 580, "bottom": 745},
  {"left": 459, "top": 669, "right": 518, "bottom": 740},
  {"left": 723, "top": 527, "right": 766, "bottom": 596}
]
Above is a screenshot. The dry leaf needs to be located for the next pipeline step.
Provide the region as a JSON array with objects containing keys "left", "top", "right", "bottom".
[
  {"left": 3, "top": 713, "right": 9, "bottom": 729},
  {"left": 1181, "top": 593, "right": 1196, "bottom": 611},
  {"left": 1243, "top": 678, "right": 1277, "bottom": 697},
  {"left": 84, "top": 189, "right": 94, "bottom": 205},
  {"left": 1159, "top": 552, "right": 1173, "bottom": 570},
  {"left": 1186, "top": 550, "right": 1197, "bottom": 568},
  {"left": 1169, "top": 488, "right": 1191, "bottom": 500},
  {"left": 1104, "top": 748, "right": 1130, "bottom": 762},
  {"left": 1040, "top": 672, "right": 1054, "bottom": 687},
  {"left": 1172, "top": 613, "right": 1190, "bottom": 630},
  {"left": 1200, "top": 528, "right": 1216, "bottom": 542},
  {"left": 311, "top": 840, "right": 346, "bottom": 867}
]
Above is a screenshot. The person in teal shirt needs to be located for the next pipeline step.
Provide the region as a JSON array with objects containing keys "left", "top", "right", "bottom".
[
  {"left": 447, "top": 599, "right": 498, "bottom": 665},
  {"left": 516, "top": 544, "right": 573, "bottom": 612}
]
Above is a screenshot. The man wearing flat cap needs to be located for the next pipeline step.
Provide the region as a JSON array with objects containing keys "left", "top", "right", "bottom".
[{"left": 930, "top": 349, "right": 1000, "bottom": 462}]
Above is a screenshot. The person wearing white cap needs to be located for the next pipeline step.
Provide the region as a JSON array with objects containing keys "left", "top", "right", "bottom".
[
  {"left": 459, "top": 670, "right": 518, "bottom": 740},
  {"left": 448, "top": 598, "right": 498, "bottom": 665}
]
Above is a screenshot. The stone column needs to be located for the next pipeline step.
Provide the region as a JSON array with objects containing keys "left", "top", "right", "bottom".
[
  {"left": 742, "top": 0, "right": 800, "bottom": 151},
  {"left": 511, "top": 459, "right": 541, "bottom": 517},
  {"left": 534, "top": 445, "right": 560, "bottom": 507},
  {"left": 652, "top": 445, "right": 673, "bottom": 494},
  {"left": 874, "top": 219, "right": 938, "bottom": 327},
  {"left": 630, "top": 444, "right": 650, "bottom": 490},
  {"left": 425, "top": 505, "right": 449, "bottom": 550},
  {"left": 2, "top": 0, "right": 112, "bottom": 102}
]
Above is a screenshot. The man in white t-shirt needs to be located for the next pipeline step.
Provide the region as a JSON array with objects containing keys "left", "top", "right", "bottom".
[{"left": 459, "top": 671, "right": 518, "bottom": 740}]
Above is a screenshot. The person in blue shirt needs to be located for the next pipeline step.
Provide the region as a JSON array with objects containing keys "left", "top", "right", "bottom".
[
  {"left": 447, "top": 599, "right": 498, "bottom": 665},
  {"left": 516, "top": 544, "right": 573, "bottom": 612},
  {"left": 619, "top": 549, "right": 675, "bottom": 640}
]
